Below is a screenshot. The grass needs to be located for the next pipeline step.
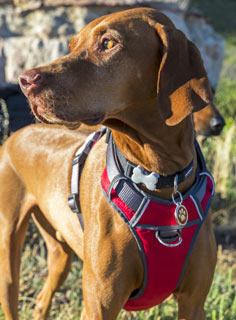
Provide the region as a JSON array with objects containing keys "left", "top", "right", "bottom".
[
  {"left": 199, "top": 44, "right": 236, "bottom": 225},
  {"left": 200, "top": 122, "right": 236, "bottom": 212}
]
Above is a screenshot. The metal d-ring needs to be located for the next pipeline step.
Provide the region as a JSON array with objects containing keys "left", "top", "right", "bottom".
[
  {"left": 155, "top": 230, "right": 183, "bottom": 247},
  {"left": 171, "top": 190, "right": 183, "bottom": 205}
]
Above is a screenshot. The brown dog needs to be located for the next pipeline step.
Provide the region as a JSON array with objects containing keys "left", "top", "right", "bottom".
[{"left": 0, "top": 8, "right": 217, "bottom": 320}]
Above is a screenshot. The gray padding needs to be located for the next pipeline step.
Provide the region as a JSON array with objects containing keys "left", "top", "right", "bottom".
[
  {"left": 115, "top": 179, "right": 143, "bottom": 212},
  {"left": 106, "top": 137, "right": 120, "bottom": 182},
  {"left": 195, "top": 175, "right": 207, "bottom": 203}
]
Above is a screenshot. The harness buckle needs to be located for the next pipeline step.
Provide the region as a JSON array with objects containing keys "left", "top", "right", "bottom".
[{"left": 68, "top": 193, "right": 80, "bottom": 213}]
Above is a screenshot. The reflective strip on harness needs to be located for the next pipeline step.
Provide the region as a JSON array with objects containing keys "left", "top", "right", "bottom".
[{"left": 68, "top": 127, "right": 106, "bottom": 228}]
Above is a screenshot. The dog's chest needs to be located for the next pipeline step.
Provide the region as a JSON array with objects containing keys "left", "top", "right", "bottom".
[
  {"left": 100, "top": 134, "right": 214, "bottom": 311},
  {"left": 68, "top": 129, "right": 214, "bottom": 311}
]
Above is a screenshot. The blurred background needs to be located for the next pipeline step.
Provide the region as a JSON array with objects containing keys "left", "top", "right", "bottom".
[{"left": 0, "top": 0, "right": 236, "bottom": 319}]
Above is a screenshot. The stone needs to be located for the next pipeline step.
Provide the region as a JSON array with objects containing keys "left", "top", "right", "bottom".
[
  {"left": 185, "top": 13, "right": 225, "bottom": 89},
  {"left": 0, "top": 2, "right": 225, "bottom": 90},
  {"left": 0, "top": 0, "right": 13, "bottom": 4},
  {"left": 0, "top": 37, "right": 69, "bottom": 85},
  {"left": 13, "top": 0, "right": 42, "bottom": 9},
  {"left": 161, "top": 8, "right": 192, "bottom": 39}
]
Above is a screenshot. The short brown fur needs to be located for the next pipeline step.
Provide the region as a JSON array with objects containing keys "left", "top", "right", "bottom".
[{"left": 0, "top": 8, "right": 216, "bottom": 319}]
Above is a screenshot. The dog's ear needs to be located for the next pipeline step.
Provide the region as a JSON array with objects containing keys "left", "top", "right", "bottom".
[{"left": 156, "top": 24, "right": 213, "bottom": 126}]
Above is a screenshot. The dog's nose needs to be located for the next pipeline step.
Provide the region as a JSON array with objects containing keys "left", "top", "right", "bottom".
[
  {"left": 210, "top": 116, "right": 225, "bottom": 134},
  {"left": 19, "top": 69, "right": 42, "bottom": 96}
]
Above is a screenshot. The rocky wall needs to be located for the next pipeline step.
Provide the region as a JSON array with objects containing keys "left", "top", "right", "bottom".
[{"left": 0, "top": 0, "right": 225, "bottom": 90}]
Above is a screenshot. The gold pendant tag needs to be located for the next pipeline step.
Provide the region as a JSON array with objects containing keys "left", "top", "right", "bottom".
[{"left": 175, "top": 203, "right": 188, "bottom": 226}]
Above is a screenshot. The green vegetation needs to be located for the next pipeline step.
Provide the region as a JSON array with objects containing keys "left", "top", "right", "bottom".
[
  {"left": 189, "top": 0, "right": 236, "bottom": 36},
  {"left": 197, "top": 0, "right": 236, "bottom": 225}
]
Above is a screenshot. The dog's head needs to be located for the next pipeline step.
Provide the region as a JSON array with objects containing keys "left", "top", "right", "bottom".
[{"left": 19, "top": 8, "right": 213, "bottom": 129}]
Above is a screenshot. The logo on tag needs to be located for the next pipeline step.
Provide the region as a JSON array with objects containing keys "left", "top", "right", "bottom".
[{"left": 175, "top": 204, "right": 188, "bottom": 226}]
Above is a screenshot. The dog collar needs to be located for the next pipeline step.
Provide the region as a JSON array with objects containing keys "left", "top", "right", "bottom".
[{"left": 111, "top": 134, "right": 193, "bottom": 191}]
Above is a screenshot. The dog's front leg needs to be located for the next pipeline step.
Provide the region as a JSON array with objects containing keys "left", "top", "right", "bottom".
[
  {"left": 80, "top": 216, "right": 143, "bottom": 320},
  {"left": 81, "top": 260, "right": 140, "bottom": 320},
  {"left": 0, "top": 210, "right": 31, "bottom": 320},
  {"left": 0, "top": 225, "right": 25, "bottom": 320},
  {"left": 174, "top": 213, "right": 217, "bottom": 320},
  {"left": 0, "top": 151, "right": 32, "bottom": 320},
  {"left": 32, "top": 210, "right": 74, "bottom": 320}
]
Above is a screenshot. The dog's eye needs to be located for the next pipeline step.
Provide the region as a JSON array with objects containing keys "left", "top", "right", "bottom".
[{"left": 102, "top": 39, "right": 115, "bottom": 50}]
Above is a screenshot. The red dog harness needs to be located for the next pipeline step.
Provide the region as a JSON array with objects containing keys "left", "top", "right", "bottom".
[{"left": 68, "top": 128, "right": 214, "bottom": 311}]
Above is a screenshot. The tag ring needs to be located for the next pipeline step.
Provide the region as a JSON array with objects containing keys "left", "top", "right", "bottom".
[{"left": 172, "top": 190, "right": 183, "bottom": 205}]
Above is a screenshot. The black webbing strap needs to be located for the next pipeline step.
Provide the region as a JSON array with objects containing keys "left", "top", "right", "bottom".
[{"left": 105, "top": 131, "right": 145, "bottom": 213}]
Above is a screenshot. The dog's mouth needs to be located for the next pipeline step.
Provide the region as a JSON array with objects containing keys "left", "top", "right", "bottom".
[
  {"left": 31, "top": 103, "right": 51, "bottom": 123},
  {"left": 30, "top": 95, "right": 105, "bottom": 129},
  {"left": 30, "top": 100, "right": 80, "bottom": 130}
]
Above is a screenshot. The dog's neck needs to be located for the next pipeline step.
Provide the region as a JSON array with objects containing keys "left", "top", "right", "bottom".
[{"left": 104, "top": 104, "right": 197, "bottom": 199}]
